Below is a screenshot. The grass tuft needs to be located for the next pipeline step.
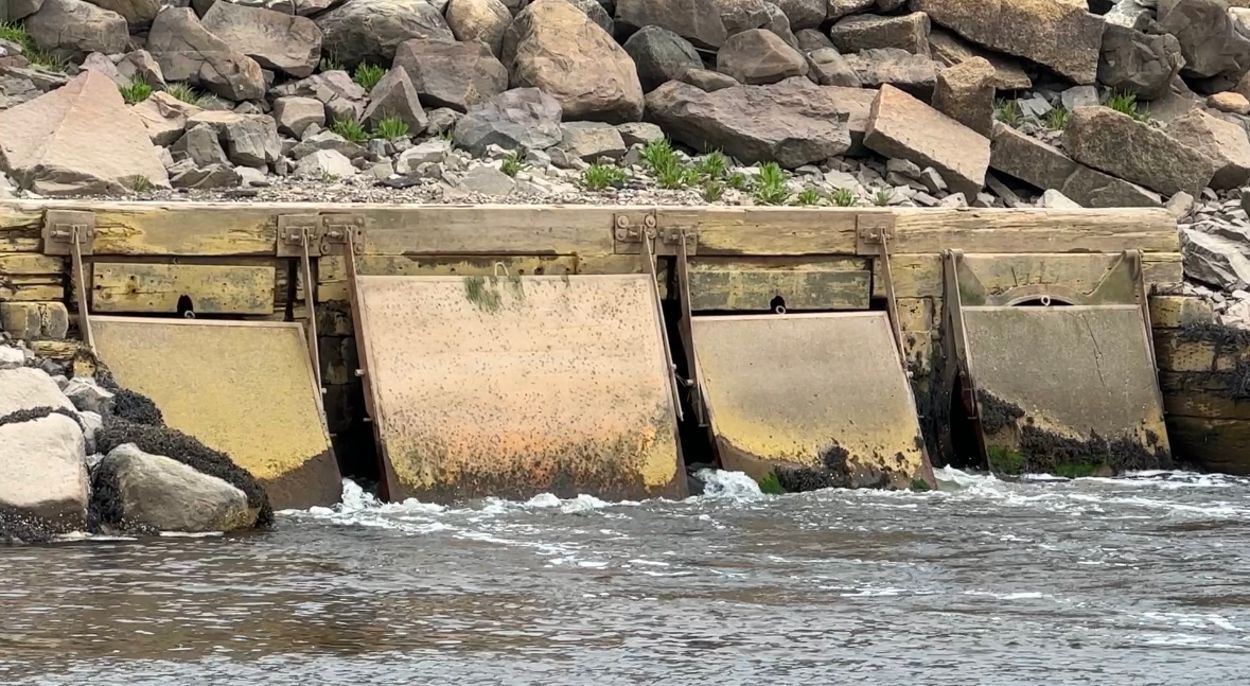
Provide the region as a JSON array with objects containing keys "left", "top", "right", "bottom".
[
  {"left": 119, "top": 80, "right": 153, "bottom": 105},
  {"left": 1044, "top": 106, "right": 1069, "bottom": 131},
  {"left": 0, "top": 22, "right": 66, "bottom": 72},
  {"left": 726, "top": 171, "right": 749, "bottom": 191},
  {"left": 501, "top": 150, "right": 526, "bottom": 177},
  {"left": 831, "top": 187, "right": 856, "bottom": 207},
  {"left": 0, "top": 21, "right": 26, "bottom": 46},
  {"left": 641, "top": 138, "right": 695, "bottom": 189},
  {"left": 166, "top": 83, "right": 206, "bottom": 107},
  {"left": 873, "top": 188, "right": 893, "bottom": 206},
  {"left": 352, "top": 62, "right": 385, "bottom": 91},
  {"left": 1106, "top": 89, "right": 1149, "bottom": 122},
  {"left": 581, "top": 163, "right": 627, "bottom": 190},
  {"left": 702, "top": 179, "right": 724, "bottom": 202},
  {"left": 331, "top": 117, "right": 368, "bottom": 143},
  {"left": 794, "top": 187, "right": 822, "bottom": 206},
  {"left": 994, "top": 98, "right": 1024, "bottom": 127},
  {"left": 371, "top": 115, "right": 410, "bottom": 141},
  {"left": 752, "top": 162, "right": 790, "bottom": 205},
  {"left": 693, "top": 150, "right": 729, "bottom": 180}
]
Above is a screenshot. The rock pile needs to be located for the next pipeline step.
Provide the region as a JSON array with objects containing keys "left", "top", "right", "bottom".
[
  {"left": 4, "top": 1, "right": 1250, "bottom": 291},
  {"left": 0, "top": 337, "right": 272, "bottom": 542}
]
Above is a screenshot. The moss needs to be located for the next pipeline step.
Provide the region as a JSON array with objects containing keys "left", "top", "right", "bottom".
[
  {"left": 757, "top": 472, "right": 785, "bottom": 495},
  {"left": 463, "top": 275, "right": 503, "bottom": 313},
  {"left": 1053, "top": 462, "right": 1100, "bottom": 479},
  {"left": 987, "top": 445, "right": 1025, "bottom": 475},
  {"left": 909, "top": 478, "right": 931, "bottom": 492}
]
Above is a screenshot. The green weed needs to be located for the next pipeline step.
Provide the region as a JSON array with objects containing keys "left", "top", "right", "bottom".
[
  {"left": 831, "top": 187, "right": 856, "bottom": 207},
  {"left": 501, "top": 150, "right": 526, "bottom": 177},
  {"left": 352, "top": 62, "right": 385, "bottom": 91},
  {"left": 0, "top": 22, "right": 64, "bottom": 72},
  {"left": 752, "top": 162, "right": 789, "bottom": 205},
  {"left": 994, "top": 98, "right": 1024, "bottom": 127},
  {"left": 873, "top": 188, "right": 893, "bottom": 206},
  {"left": 726, "top": 171, "right": 749, "bottom": 191},
  {"left": 1107, "top": 89, "right": 1148, "bottom": 122},
  {"left": 987, "top": 445, "right": 1025, "bottom": 475},
  {"left": 1054, "top": 462, "right": 1100, "bottom": 479},
  {"left": 641, "top": 138, "right": 694, "bottom": 189},
  {"left": 581, "top": 163, "right": 627, "bottom": 190},
  {"left": 331, "top": 117, "right": 368, "bottom": 143},
  {"left": 758, "top": 472, "right": 785, "bottom": 495},
  {"left": 702, "top": 179, "right": 724, "bottom": 202},
  {"left": 910, "top": 478, "right": 931, "bottom": 492},
  {"left": 371, "top": 116, "right": 410, "bottom": 141},
  {"left": 794, "top": 187, "right": 822, "bottom": 206},
  {"left": 131, "top": 175, "right": 152, "bottom": 193},
  {"left": 693, "top": 150, "right": 729, "bottom": 180},
  {"left": 0, "top": 22, "right": 27, "bottom": 46},
  {"left": 1044, "top": 106, "right": 1070, "bottom": 131},
  {"left": 118, "top": 80, "right": 152, "bottom": 105},
  {"left": 166, "top": 83, "right": 206, "bottom": 107}
]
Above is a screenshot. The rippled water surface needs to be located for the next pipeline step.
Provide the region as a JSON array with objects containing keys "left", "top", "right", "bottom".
[{"left": 3, "top": 469, "right": 1250, "bottom": 685}]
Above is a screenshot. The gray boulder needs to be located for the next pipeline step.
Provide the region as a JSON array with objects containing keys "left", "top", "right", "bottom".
[
  {"left": 1064, "top": 106, "right": 1216, "bottom": 197},
  {"left": 269, "top": 71, "right": 367, "bottom": 123},
  {"left": 1182, "top": 227, "right": 1250, "bottom": 290},
  {"left": 615, "top": 0, "right": 728, "bottom": 49},
  {"left": 361, "top": 67, "right": 428, "bottom": 134},
  {"left": 7, "top": 0, "right": 46, "bottom": 20},
  {"left": 762, "top": 3, "right": 799, "bottom": 50},
  {"left": 457, "top": 165, "right": 516, "bottom": 195},
  {"left": 63, "top": 377, "right": 114, "bottom": 414},
  {"left": 116, "top": 50, "right": 166, "bottom": 88},
  {"left": 795, "top": 28, "right": 834, "bottom": 52},
  {"left": 148, "top": 8, "right": 266, "bottom": 102},
  {"left": 932, "top": 56, "right": 994, "bottom": 136},
  {"left": 830, "top": 12, "right": 930, "bottom": 56},
  {"left": 393, "top": 38, "right": 508, "bottom": 112},
  {"left": 94, "top": 443, "right": 254, "bottom": 533},
  {"left": 864, "top": 84, "right": 989, "bottom": 197},
  {"left": 445, "top": 0, "right": 512, "bottom": 56},
  {"left": 560, "top": 121, "right": 627, "bottom": 160},
  {"left": 1165, "top": 108, "right": 1250, "bottom": 189},
  {"left": 623, "top": 25, "right": 703, "bottom": 93},
  {"left": 570, "top": 0, "right": 614, "bottom": 33},
  {"left": 717, "top": 0, "right": 770, "bottom": 34},
  {"left": 828, "top": 0, "right": 873, "bottom": 19},
  {"left": 1098, "top": 24, "right": 1184, "bottom": 101},
  {"left": 315, "top": 0, "right": 453, "bottom": 67},
  {"left": 990, "top": 123, "right": 1162, "bottom": 208},
  {"left": 842, "top": 48, "right": 936, "bottom": 97},
  {"left": 807, "top": 48, "right": 862, "bottom": 87},
  {"left": 0, "top": 413, "right": 89, "bottom": 540},
  {"left": 25, "top": 0, "right": 128, "bottom": 57},
  {"left": 171, "top": 124, "right": 230, "bottom": 167},
  {"left": 1157, "top": 0, "right": 1250, "bottom": 85},
  {"left": 272, "top": 95, "right": 325, "bottom": 137},
  {"left": 295, "top": 149, "right": 357, "bottom": 178},
  {"left": 130, "top": 91, "right": 200, "bottom": 145},
  {"left": 201, "top": 1, "right": 322, "bottom": 78},
  {"left": 645, "top": 77, "right": 851, "bottom": 167},
  {"left": 772, "top": 0, "right": 823, "bottom": 30},
  {"left": 716, "top": 28, "right": 808, "bottom": 85},
  {"left": 453, "top": 87, "right": 563, "bottom": 155},
  {"left": 169, "top": 161, "right": 242, "bottom": 189},
  {"left": 679, "top": 67, "right": 740, "bottom": 91},
  {"left": 927, "top": 27, "right": 1031, "bottom": 91},
  {"left": 84, "top": 0, "right": 159, "bottom": 27},
  {"left": 186, "top": 110, "right": 282, "bottom": 168},
  {"left": 0, "top": 367, "right": 74, "bottom": 416}
]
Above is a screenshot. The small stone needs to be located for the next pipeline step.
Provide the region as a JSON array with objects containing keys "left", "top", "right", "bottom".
[
  {"left": 885, "top": 157, "right": 922, "bottom": 179},
  {"left": 1040, "top": 188, "right": 1082, "bottom": 209},
  {"left": 919, "top": 166, "right": 946, "bottom": 193},
  {"left": 272, "top": 96, "right": 325, "bottom": 137},
  {"left": 1167, "top": 191, "right": 1196, "bottom": 219},
  {"left": 63, "top": 376, "right": 115, "bottom": 414},
  {"left": 1208, "top": 92, "right": 1250, "bottom": 115},
  {"left": 716, "top": 28, "right": 807, "bottom": 85},
  {"left": 1017, "top": 94, "right": 1052, "bottom": 118},
  {"left": 616, "top": 121, "right": 665, "bottom": 147},
  {"left": 294, "top": 149, "right": 356, "bottom": 179},
  {"left": 396, "top": 139, "right": 451, "bottom": 173},
  {"left": 1060, "top": 85, "right": 1099, "bottom": 111},
  {"left": 679, "top": 67, "right": 741, "bottom": 92},
  {"left": 458, "top": 165, "right": 516, "bottom": 195},
  {"left": 560, "top": 122, "right": 627, "bottom": 161}
]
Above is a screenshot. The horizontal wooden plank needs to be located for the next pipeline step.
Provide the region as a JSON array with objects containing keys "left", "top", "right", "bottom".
[
  {"left": 1149, "top": 295, "right": 1215, "bottom": 329},
  {"left": 664, "top": 207, "right": 863, "bottom": 256},
  {"left": 317, "top": 255, "right": 579, "bottom": 301},
  {"left": 91, "top": 263, "right": 276, "bottom": 315},
  {"left": 0, "top": 275, "right": 63, "bottom": 301},
  {"left": 1163, "top": 386, "right": 1250, "bottom": 421},
  {"left": 891, "top": 208, "right": 1179, "bottom": 253},
  {"left": 873, "top": 252, "right": 1183, "bottom": 300},
  {"left": 687, "top": 262, "right": 870, "bottom": 311},
  {"left": 1154, "top": 331, "right": 1217, "bottom": 373},
  {"left": 0, "top": 253, "right": 63, "bottom": 275}
]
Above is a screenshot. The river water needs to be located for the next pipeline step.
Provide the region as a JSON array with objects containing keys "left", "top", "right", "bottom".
[{"left": 2, "top": 468, "right": 1249, "bottom": 685}]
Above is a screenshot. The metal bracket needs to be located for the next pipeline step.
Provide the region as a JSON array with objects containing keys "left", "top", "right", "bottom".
[
  {"left": 613, "top": 211, "right": 696, "bottom": 256},
  {"left": 855, "top": 213, "right": 896, "bottom": 256},
  {"left": 43, "top": 210, "right": 96, "bottom": 256},
  {"left": 319, "top": 213, "right": 367, "bottom": 255},
  {"left": 276, "top": 214, "right": 321, "bottom": 257}
]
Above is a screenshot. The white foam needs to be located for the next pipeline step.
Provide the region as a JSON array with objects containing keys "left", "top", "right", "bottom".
[{"left": 695, "top": 468, "right": 764, "bottom": 499}]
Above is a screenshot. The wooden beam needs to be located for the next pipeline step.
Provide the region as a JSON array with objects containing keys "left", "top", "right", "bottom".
[
  {"left": 891, "top": 208, "right": 1179, "bottom": 253},
  {"left": 0, "top": 253, "right": 63, "bottom": 275},
  {"left": 91, "top": 263, "right": 276, "bottom": 315},
  {"left": 317, "top": 254, "right": 580, "bottom": 301},
  {"left": 686, "top": 257, "right": 871, "bottom": 311}
]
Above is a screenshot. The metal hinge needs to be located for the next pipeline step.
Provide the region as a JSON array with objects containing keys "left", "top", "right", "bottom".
[
  {"left": 613, "top": 211, "right": 696, "bottom": 255},
  {"left": 855, "top": 213, "right": 896, "bottom": 256},
  {"left": 276, "top": 213, "right": 321, "bottom": 257},
  {"left": 319, "top": 213, "right": 366, "bottom": 255},
  {"left": 43, "top": 210, "right": 96, "bottom": 256}
]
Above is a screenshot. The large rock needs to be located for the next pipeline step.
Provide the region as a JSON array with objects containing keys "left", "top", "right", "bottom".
[
  {"left": 1165, "top": 108, "right": 1250, "bottom": 189},
  {"left": 272, "top": 95, "right": 325, "bottom": 136},
  {"left": 717, "top": 0, "right": 770, "bottom": 33},
  {"left": 0, "top": 367, "right": 74, "bottom": 416},
  {"left": 910, "top": 0, "right": 1104, "bottom": 84},
  {"left": 0, "top": 414, "right": 88, "bottom": 540},
  {"left": 932, "top": 56, "right": 993, "bottom": 136},
  {"left": 1098, "top": 24, "right": 1183, "bottom": 101},
  {"left": 560, "top": 121, "right": 627, "bottom": 160},
  {"left": 569, "top": 0, "right": 614, "bottom": 33},
  {"left": 130, "top": 91, "right": 202, "bottom": 146},
  {"left": 615, "top": 0, "right": 728, "bottom": 49},
  {"left": 25, "top": 0, "right": 128, "bottom": 56},
  {"left": 830, "top": 12, "right": 930, "bottom": 55},
  {"left": 93, "top": 443, "right": 254, "bottom": 533},
  {"left": 0, "top": 71, "right": 170, "bottom": 194},
  {"left": 362, "top": 67, "right": 428, "bottom": 133},
  {"left": 295, "top": 148, "right": 356, "bottom": 178},
  {"left": 201, "top": 2, "right": 322, "bottom": 78},
  {"left": 771, "top": 0, "right": 823, "bottom": 30},
  {"left": 762, "top": 2, "right": 799, "bottom": 49},
  {"left": 623, "top": 25, "right": 703, "bottom": 93},
  {"left": 1064, "top": 106, "right": 1216, "bottom": 196},
  {"left": 505, "top": 0, "right": 644, "bottom": 123},
  {"left": 269, "top": 71, "right": 367, "bottom": 122},
  {"left": 716, "top": 28, "right": 808, "bottom": 85},
  {"left": 316, "top": 0, "right": 453, "bottom": 67},
  {"left": 148, "top": 8, "right": 266, "bottom": 102},
  {"left": 927, "top": 27, "right": 1030, "bottom": 90},
  {"left": 7, "top": 0, "right": 47, "bottom": 20},
  {"left": 171, "top": 124, "right": 229, "bottom": 167},
  {"left": 117, "top": 50, "right": 166, "bottom": 88},
  {"left": 393, "top": 38, "right": 508, "bottom": 112},
  {"left": 1181, "top": 227, "right": 1250, "bottom": 290},
  {"left": 807, "top": 48, "right": 862, "bottom": 87},
  {"left": 186, "top": 110, "right": 282, "bottom": 168},
  {"left": 1156, "top": 0, "right": 1250, "bottom": 83},
  {"left": 842, "top": 48, "right": 936, "bottom": 97},
  {"left": 85, "top": 0, "right": 159, "bottom": 27},
  {"left": 989, "top": 123, "right": 1162, "bottom": 208},
  {"left": 645, "top": 77, "right": 852, "bottom": 167},
  {"left": 446, "top": 0, "right": 512, "bottom": 56},
  {"left": 453, "top": 87, "right": 563, "bottom": 154},
  {"left": 863, "top": 84, "right": 988, "bottom": 196}
]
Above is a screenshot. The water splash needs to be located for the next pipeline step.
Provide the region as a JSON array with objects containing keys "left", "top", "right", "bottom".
[{"left": 695, "top": 468, "right": 764, "bottom": 500}]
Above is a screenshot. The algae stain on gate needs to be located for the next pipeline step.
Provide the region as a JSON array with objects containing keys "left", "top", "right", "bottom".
[{"left": 462, "top": 275, "right": 503, "bottom": 313}]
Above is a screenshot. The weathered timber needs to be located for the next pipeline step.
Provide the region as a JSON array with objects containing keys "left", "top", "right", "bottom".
[
  {"left": 1149, "top": 295, "right": 1216, "bottom": 329},
  {"left": 92, "top": 263, "right": 276, "bottom": 315},
  {"left": 0, "top": 254, "right": 64, "bottom": 275},
  {"left": 1166, "top": 416, "right": 1250, "bottom": 475},
  {"left": 0, "top": 276, "right": 64, "bottom": 301},
  {"left": 317, "top": 255, "right": 579, "bottom": 301},
  {"left": 686, "top": 257, "right": 871, "bottom": 311},
  {"left": 872, "top": 252, "right": 1183, "bottom": 299}
]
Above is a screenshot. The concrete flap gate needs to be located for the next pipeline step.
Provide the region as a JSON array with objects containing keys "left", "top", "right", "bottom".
[
  {"left": 944, "top": 250, "right": 1171, "bottom": 476},
  {"left": 690, "top": 312, "right": 934, "bottom": 491},
  {"left": 350, "top": 273, "right": 686, "bottom": 502},
  {"left": 91, "top": 317, "right": 341, "bottom": 509}
]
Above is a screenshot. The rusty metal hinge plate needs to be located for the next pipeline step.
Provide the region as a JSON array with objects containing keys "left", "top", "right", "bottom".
[
  {"left": 43, "top": 210, "right": 96, "bottom": 256},
  {"left": 613, "top": 211, "right": 696, "bottom": 256},
  {"left": 318, "top": 213, "right": 367, "bottom": 255},
  {"left": 855, "top": 213, "right": 896, "bottom": 256},
  {"left": 276, "top": 213, "right": 322, "bottom": 257}
]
